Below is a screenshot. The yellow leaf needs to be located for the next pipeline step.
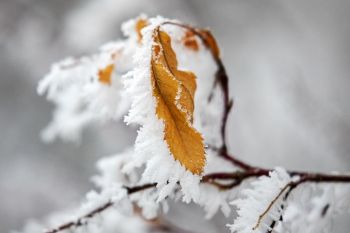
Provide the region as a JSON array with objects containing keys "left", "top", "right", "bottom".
[
  {"left": 98, "top": 64, "right": 114, "bottom": 85},
  {"left": 150, "top": 28, "right": 205, "bottom": 175}
]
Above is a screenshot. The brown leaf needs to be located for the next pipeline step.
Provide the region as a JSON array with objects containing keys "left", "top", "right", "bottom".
[
  {"left": 182, "top": 30, "right": 199, "bottom": 51},
  {"left": 135, "top": 18, "right": 149, "bottom": 44},
  {"left": 151, "top": 28, "right": 205, "bottom": 175},
  {"left": 98, "top": 64, "right": 114, "bottom": 85},
  {"left": 197, "top": 29, "right": 220, "bottom": 59}
]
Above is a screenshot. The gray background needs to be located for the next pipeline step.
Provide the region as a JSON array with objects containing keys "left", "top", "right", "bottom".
[{"left": 0, "top": 0, "right": 350, "bottom": 232}]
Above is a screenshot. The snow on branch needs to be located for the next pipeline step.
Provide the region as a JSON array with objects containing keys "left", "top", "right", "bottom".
[
  {"left": 15, "top": 15, "right": 350, "bottom": 233},
  {"left": 228, "top": 168, "right": 294, "bottom": 233}
]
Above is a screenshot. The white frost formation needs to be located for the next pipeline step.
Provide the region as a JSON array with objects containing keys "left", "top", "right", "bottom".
[
  {"left": 22, "top": 14, "right": 350, "bottom": 233},
  {"left": 228, "top": 168, "right": 293, "bottom": 233}
]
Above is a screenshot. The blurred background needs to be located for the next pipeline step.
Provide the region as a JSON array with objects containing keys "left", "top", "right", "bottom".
[{"left": 0, "top": 0, "right": 350, "bottom": 232}]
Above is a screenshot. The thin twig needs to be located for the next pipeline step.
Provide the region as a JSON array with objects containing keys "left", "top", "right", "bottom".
[
  {"left": 253, "top": 183, "right": 293, "bottom": 230},
  {"left": 202, "top": 161, "right": 350, "bottom": 185},
  {"left": 44, "top": 183, "right": 156, "bottom": 233}
]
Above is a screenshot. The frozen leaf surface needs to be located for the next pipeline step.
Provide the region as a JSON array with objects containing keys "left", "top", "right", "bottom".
[{"left": 151, "top": 28, "right": 205, "bottom": 175}]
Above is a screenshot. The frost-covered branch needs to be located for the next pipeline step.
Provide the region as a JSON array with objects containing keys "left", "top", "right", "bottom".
[
  {"left": 19, "top": 15, "right": 350, "bottom": 233},
  {"left": 44, "top": 168, "right": 350, "bottom": 233},
  {"left": 45, "top": 183, "right": 156, "bottom": 233}
]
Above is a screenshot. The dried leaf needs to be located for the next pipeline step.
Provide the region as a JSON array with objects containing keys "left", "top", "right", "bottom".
[
  {"left": 182, "top": 30, "right": 199, "bottom": 51},
  {"left": 197, "top": 29, "right": 220, "bottom": 59},
  {"left": 98, "top": 64, "right": 114, "bottom": 85},
  {"left": 135, "top": 18, "right": 149, "bottom": 44},
  {"left": 151, "top": 28, "right": 205, "bottom": 175}
]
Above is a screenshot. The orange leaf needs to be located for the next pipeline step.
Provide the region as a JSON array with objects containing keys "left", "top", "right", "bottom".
[
  {"left": 135, "top": 18, "right": 149, "bottom": 44},
  {"left": 150, "top": 28, "right": 205, "bottom": 175},
  {"left": 182, "top": 30, "right": 199, "bottom": 51},
  {"left": 98, "top": 64, "right": 114, "bottom": 85}
]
